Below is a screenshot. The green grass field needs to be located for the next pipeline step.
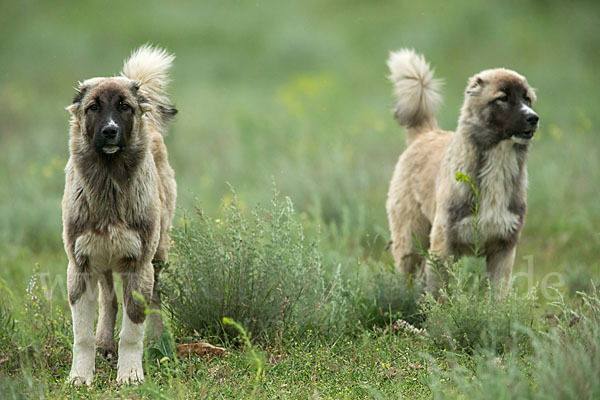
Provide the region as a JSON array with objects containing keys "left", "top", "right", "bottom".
[{"left": 1, "top": 0, "right": 599, "bottom": 398}]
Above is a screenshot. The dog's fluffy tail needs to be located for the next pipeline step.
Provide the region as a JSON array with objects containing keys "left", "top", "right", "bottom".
[
  {"left": 387, "top": 49, "right": 442, "bottom": 142},
  {"left": 121, "top": 44, "right": 177, "bottom": 134}
]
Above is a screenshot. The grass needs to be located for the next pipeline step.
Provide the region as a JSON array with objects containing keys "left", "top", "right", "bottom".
[{"left": 1, "top": 0, "right": 600, "bottom": 398}]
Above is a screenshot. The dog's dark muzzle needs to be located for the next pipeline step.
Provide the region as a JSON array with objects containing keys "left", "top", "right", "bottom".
[
  {"left": 101, "top": 124, "right": 121, "bottom": 143},
  {"left": 94, "top": 122, "right": 123, "bottom": 154},
  {"left": 512, "top": 112, "right": 539, "bottom": 142}
]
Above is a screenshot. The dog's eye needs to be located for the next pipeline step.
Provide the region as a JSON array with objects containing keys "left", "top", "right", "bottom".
[
  {"left": 496, "top": 95, "right": 509, "bottom": 103},
  {"left": 119, "top": 102, "right": 131, "bottom": 112},
  {"left": 524, "top": 96, "right": 532, "bottom": 105},
  {"left": 87, "top": 104, "right": 100, "bottom": 112}
]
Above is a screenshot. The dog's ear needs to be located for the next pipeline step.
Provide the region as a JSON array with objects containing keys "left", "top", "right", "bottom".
[
  {"left": 466, "top": 75, "right": 485, "bottom": 96},
  {"left": 66, "top": 83, "right": 87, "bottom": 114},
  {"left": 130, "top": 81, "right": 152, "bottom": 114}
]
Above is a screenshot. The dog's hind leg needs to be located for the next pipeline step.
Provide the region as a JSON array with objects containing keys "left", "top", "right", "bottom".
[
  {"left": 96, "top": 270, "right": 117, "bottom": 359},
  {"left": 147, "top": 166, "right": 175, "bottom": 341},
  {"left": 425, "top": 219, "right": 454, "bottom": 295},
  {"left": 147, "top": 220, "right": 170, "bottom": 341},
  {"left": 146, "top": 258, "right": 165, "bottom": 341},
  {"left": 387, "top": 194, "right": 431, "bottom": 278},
  {"left": 117, "top": 264, "right": 153, "bottom": 384},
  {"left": 68, "top": 264, "right": 98, "bottom": 386}
]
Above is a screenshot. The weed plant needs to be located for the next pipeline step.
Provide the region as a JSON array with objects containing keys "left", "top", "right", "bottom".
[
  {"left": 421, "top": 260, "right": 538, "bottom": 354},
  {"left": 163, "top": 190, "right": 326, "bottom": 343},
  {"left": 164, "top": 190, "right": 425, "bottom": 343},
  {"left": 428, "top": 286, "right": 600, "bottom": 399},
  {"left": 353, "top": 261, "right": 423, "bottom": 330}
]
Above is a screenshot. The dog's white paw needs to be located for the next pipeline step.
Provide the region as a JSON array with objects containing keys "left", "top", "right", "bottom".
[
  {"left": 116, "top": 365, "right": 144, "bottom": 385},
  {"left": 69, "top": 369, "right": 94, "bottom": 386},
  {"left": 69, "top": 346, "right": 95, "bottom": 386},
  {"left": 117, "top": 313, "right": 146, "bottom": 385},
  {"left": 117, "top": 348, "right": 144, "bottom": 385}
]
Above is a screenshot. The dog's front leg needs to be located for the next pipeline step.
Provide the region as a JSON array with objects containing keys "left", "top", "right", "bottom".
[
  {"left": 67, "top": 263, "right": 98, "bottom": 386},
  {"left": 486, "top": 246, "right": 516, "bottom": 297},
  {"left": 117, "top": 264, "right": 154, "bottom": 384}
]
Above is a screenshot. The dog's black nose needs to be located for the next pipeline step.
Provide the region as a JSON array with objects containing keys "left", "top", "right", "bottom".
[
  {"left": 101, "top": 125, "right": 119, "bottom": 139},
  {"left": 526, "top": 113, "right": 539, "bottom": 125}
]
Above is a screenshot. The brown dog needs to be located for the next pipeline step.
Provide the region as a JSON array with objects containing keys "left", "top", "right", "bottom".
[
  {"left": 385, "top": 49, "right": 539, "bottom": 294},
  {"left": 62, "top": 45, "right": 177, "bottom": 385}
]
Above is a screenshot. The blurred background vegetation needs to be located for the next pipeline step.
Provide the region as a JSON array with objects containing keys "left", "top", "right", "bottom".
[{"left": 0, "top": 0, "right": 599, "bottom": 300}]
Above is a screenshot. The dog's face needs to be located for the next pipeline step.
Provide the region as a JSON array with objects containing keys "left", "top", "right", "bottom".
[
  {"left": 68, "top": 77, "right": 147, "bottom": 155},
  {"left": 462, "top": 69, "right": 539, "bottom": 147}
]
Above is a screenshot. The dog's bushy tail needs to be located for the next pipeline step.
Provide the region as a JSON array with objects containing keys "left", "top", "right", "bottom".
[
  {"left": 387, "top": 49, "right": 442, "bottom": 142},
  {"left": 121, "top": 44, "right": 177, "bottom": 135}
]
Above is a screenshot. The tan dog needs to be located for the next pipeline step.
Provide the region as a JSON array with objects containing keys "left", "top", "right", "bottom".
[
  {"left": 385, "top": 49, "right": 539, "bottom": 294},
  {"left": 62, "top": 45, "right": 177, "bottom": 385}
]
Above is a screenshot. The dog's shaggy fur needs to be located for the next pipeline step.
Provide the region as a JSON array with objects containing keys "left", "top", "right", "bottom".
[
  {"left": 386, "top": 49, "right": 539, "bottom": 294},
  {"left": 63, "top": 45, "right": 177, "bottom": 385}
]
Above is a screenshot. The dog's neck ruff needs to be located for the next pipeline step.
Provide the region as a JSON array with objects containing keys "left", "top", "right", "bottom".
[
  {"left": 70, "top": 135, "right": 150, "bottom": 224},
  {"left": 73, "top": 130, "right": 147, "bottom": 181},
  {"left": 453, "top": 125, "right": 529, "bottom": 194}
]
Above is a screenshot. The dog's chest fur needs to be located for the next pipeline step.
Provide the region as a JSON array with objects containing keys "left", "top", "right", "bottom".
[
  {"left": 478, "top": 141, "right": 521, "bottom": 236},
  {"left": 455, "top": 141, "right": 523, "bottom": 244},
  {"left": 75, "top": 226, "right": 142, "bottom": 273},
  {"left": 65, "top": 154, "right": 159, "bottom": 273}
]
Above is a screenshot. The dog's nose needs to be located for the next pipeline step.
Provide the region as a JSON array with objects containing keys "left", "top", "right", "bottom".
[
  {"left": 101, "top": 125, "right": 120, "bottom": 139},
  {"left": 526, "top": 113, "right": 539, "bottom": 125}
]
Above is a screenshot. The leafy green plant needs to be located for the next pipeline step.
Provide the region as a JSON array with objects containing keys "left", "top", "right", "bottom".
[
  {"left": 0, "top": 277, "right": 17, "bottom": 355},
  {"left": 350, "top": 261, "right": 423, "bottom": 330},
  {"left": 163, "top": 190, "right": 326, "bottom": 342},
  {"left": 421, "top": 266, "right": 538, "bottom": 354},
  {"left": 146, "top": 331, "right": 176, "bottom": 365},
  {"left": 428, "top": 286, "right": 600, "bottom": 399},
  {"left": 0, "top": 377, "right": 46, "bottom": 400},
  {"left": 129, "top": 290, "right": 177, "bottom": 367},
  {"left": 534, "top": 285, "right": 600, "bottom": 399},
  {"left": 222, "top": 317, "right": 265, "bottom": 398},
  {"left": 564, "top": 267, "right": 596, "bottom": 295},
  {"left": 19, "top": 267, "right": 72, "bottom": 373}
]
